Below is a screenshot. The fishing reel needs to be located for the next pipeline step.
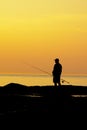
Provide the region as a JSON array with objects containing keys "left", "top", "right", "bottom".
[{"left": 62, "top": 80, "right": 64, "bottom": 83}]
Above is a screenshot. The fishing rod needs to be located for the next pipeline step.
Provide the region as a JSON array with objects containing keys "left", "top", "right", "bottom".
[
  {"left": 22, "top": 61, "right": 71, "bottom": 85},
  {"left": 22, "top": 61, "right": 52, "bottom": 75}
]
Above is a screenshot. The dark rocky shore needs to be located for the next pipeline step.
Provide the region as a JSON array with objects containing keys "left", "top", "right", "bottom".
[{"left": 0, "top": 83, "right": 87, "bottom": 126}]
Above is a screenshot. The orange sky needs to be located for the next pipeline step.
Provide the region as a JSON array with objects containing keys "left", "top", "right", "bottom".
[{"left": 0, "top": 0, "right": 87, "bottom": 75}]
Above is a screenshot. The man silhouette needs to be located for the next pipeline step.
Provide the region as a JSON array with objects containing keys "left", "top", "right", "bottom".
[{"left": 52, "top": 58, "right": 62, "bottom": 86}]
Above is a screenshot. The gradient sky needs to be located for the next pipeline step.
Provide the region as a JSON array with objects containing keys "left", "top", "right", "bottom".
[{"left": 0, "top": 0, "right": 87, "bottom": 75}]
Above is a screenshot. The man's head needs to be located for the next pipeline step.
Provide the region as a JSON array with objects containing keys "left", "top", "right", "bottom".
[{"left": 55, "top": 58, "right": 59, "bottom": 63}]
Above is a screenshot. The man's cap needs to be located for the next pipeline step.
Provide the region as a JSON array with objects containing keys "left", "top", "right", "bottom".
[{"left": 55, "top": 58, "right": 59, "bottom": 62}]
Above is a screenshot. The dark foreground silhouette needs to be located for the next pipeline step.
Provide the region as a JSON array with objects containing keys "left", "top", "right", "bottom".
[{"left": 0, "top": 83, "right": 87, "bottom": 126}]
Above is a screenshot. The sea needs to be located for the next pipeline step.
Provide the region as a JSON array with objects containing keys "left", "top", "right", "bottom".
[{"left": 0, "top": 74, "right": 87, "bottom": 87}]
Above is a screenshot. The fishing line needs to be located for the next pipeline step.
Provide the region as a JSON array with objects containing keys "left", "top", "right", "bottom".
[{"left": 22, "top": 61, "right": 52, "bottom": 76}]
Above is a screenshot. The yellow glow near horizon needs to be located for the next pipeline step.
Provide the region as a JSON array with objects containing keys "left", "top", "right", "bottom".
[{"left": 0, "top": 0, "right": 87, "bottom": 75}]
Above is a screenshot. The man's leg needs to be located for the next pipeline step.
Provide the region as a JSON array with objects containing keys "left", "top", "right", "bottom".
[
  {"left": 54, "top": 82, "right": 57, "bottom": 86},
  {"left": 58, "top": 82, "right": 61, "bottom": 86},
  {"left": 58, "top": 76, "right": 61, "bottom": 86}
]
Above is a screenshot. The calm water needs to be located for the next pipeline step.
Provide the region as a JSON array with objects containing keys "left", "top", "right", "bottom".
[{"left": 0, "top": 74, "right": 87, "bottom": 87}]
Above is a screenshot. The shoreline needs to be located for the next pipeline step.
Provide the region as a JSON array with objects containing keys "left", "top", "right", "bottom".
[
  {"left": 0, "top": 82, "right": 87, "bottom": 121},
  {"left": 1, "top": 82, "right": 87, "bottom": 95}
]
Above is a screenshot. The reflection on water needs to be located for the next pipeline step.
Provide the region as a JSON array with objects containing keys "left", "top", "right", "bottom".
[
  {"left": 20, "top": 93, "right": 42, "bottom": 97},
  {"left": 72, "top": 95, "right": 87, "bottom": 97},
  {"left": 22, "top": 94, "right": 87, "bottom": 98}
]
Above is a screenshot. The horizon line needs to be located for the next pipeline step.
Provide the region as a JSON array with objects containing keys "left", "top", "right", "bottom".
[{"left": 0, "top": 73, "right": 87, "bottom": 77}]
